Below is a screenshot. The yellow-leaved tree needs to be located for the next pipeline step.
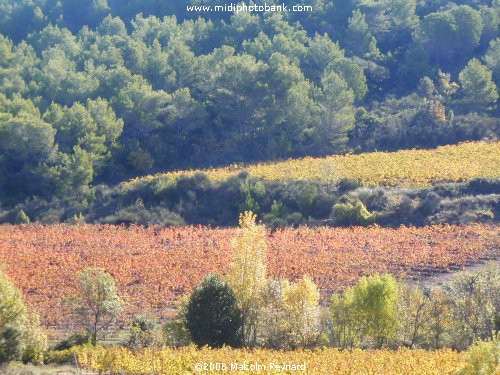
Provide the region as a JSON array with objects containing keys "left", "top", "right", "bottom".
[
  {"left": 226, "top": 211, "right": 268, "bottom": 347},
  {"left": 282, "top": 276, "right": 322, "bottom": 348}
]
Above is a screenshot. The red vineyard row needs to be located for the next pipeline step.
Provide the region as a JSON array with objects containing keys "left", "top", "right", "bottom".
[{"left": 0, "top": 224, "right": 498, "bottom": 328}]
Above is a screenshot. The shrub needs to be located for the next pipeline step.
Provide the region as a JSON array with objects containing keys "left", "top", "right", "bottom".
[
  {"left": 164, "top": 296, "right": 191, "bottom": 347},
  {"left": 45, "top": 345, "right": 83, "bottom": 365},
  {"left": 54, "top": 332, "right": 92, "bottom": 351},
  {"left": 332, "top": 199, "right": 373, "bottom": 226},
  {"left": 0, "top": 325, "right": 23, "bottom": 363},
  {"left": 14, "top": 210, "right": 30, "bottom": 224},
  {"left": 163, "top": 321, "right": 191, "bottom": 347},
  {"left": 297, "top": 185, "right": 318, "bottom": 215},
  {"left": 127, "top": 314, "right": 160, "bottom": 349},
  {"left": 460, "top": 336, "right": 499, "bottom": 375},
  {"left": 102, "top": 206, "right": 185, "bottom": 226},
  {"left": 22, "top": 311, "right": 48, "bottom": 364},
  {"left": 185, "top": 275, "right": 243, "bottom": 348}
]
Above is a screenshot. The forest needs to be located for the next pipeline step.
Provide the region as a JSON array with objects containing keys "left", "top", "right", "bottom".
[{"left": 0, "top": 0, "right": 498, "bottom": 226}]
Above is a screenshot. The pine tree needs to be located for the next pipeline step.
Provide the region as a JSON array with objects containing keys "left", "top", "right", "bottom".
[
  {"left": 185, "top": 275, "right": 242, "bottom": 348},
  {"left": 345, "top": 10, "right": 378, "bottom": 57},
  {"left": 459, "top": 58, "right": 498, "bottom": 111}
]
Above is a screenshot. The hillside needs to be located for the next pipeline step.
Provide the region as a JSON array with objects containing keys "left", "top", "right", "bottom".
[
  {"left": 125, "top": 141, "right": 500, "bottom": 188},
  {"left": 3, "top": 142, "right": 499, "bottom": 228}
]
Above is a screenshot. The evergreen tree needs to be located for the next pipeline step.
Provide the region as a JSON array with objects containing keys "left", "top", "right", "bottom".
[
  {"left": 185, "top": 275, "right": 243, "bottom": 348},
  {"left": 345, "top": 10, "right": 377, "bottom": 57},
  {"left": 317, "top": 72, "right": 356, "bottom": 153},
  {"left": 484, "top": 38, "right": 500, "bottom": 86},
  {"left": 459, "top": 58, "right": 498, "bottom": 111}
]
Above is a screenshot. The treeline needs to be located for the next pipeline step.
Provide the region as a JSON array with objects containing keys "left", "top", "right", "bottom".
[{"left": 0, "top": 0, "right": 498, "bottom": 211}]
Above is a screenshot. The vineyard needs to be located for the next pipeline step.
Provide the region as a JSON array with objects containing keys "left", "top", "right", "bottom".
[
  {"left": 0, "top": 224, "right": 497, "bottom": 328},
  {"left": 74, "top": 346, "right": 466, "bottom": 374},
  {"left": 125, "top": 141, "right": 500, "bottom": 188}
]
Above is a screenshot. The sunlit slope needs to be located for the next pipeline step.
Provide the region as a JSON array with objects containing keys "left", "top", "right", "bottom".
[{"left": 125, "top": 141, "right": 500, "bottom": 188}]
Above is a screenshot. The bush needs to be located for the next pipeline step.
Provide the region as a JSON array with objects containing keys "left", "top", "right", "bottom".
[
  {"left": 164, "top": 296, "right": 191, "bottom": 347},
  {"left": 0, "top": 325, "right": 23, "bottom": 363},
  {"left": 102, "top": 206, "right": 185, "bottom": 226},
  {"left": 54, "top": 332, "right": 92, "bottom": 351},
  {"left": 45, "top": 345, "right": 83, "bottom": 365},
  {"left": 22, "top": 312, "right": 48, "bottom": 364},
  {"left": 163, "top": 321, "right": 191, "bottom": 347},
  {"left": 127, "top": 314, "right": 160, "bottom": 349},
  {"left": 297, "top": 185, "right": 318, "bottom": 215},
  {"left": 14, "top": 210, "right": 30, "bottom": 224},
  {"left": 332, "top": 199, "right": 373, "bottom": 226},
  {"left": 185, "top": 275, "right": 243, "bottom": 348},
  {"left": 460, "top": 336, "right": 499, "bottom": 375}
]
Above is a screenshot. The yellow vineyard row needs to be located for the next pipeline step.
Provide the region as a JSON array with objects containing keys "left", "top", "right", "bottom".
[
  {"left": 76, "top": 346, "right": 466, "bottom": 375},
  {"left": 125, "top": 142, "right": 500, "bottom": 188}
]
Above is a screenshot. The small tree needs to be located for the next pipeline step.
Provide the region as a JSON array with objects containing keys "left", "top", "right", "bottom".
[
  {"left": 22, "top": 311, "right": 48, "bottom": 365},
  {"left": 350, "top": 274, "right": 399, "bottom": 348},
  {"left": 71, "top": 267, "right": 124, "bottom": 345},
  {"left": 260, "top": 277, "right": 322, "bottom": 349},
  {"left": 259, "top": 280, "right": 290, "bottom": 348},
  {"left": 425, "top": 287, "right": 454, "bottom": 349},
  {"left": 185, "top": 275, "right": 242, "bottom": 348},
  {"left": 396, "top": 283, "right": 428, "bottom": 348},
  {"left": 226, "top": 211, "right": 268, "bottom": 346},
  {"left": 330, "top": 291, "right": 361, "bottom": 349},
  {"left": 447, "top": 268, "right": 498, "bottom": 349},
  {"left": 281, "top": 276, "right": 322, "bottom": 348}
]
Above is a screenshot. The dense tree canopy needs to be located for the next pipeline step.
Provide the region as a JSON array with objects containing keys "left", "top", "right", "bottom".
[{"left": 0, "top": 0, "right": 497, "bottom": 219}]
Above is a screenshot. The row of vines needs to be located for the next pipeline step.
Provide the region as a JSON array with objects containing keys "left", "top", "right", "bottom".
[
  {"left": 0, "top": 224, "right": 497, "bottom": 328},
  {"left": 125, "top": 141, "right": 500, "bottom": 188}
]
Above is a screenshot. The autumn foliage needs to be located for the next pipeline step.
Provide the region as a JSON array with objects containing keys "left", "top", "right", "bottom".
[
  {"left": 75, "top": 345, "right": 467, "bottom": 374},
  {"left": 0, "top": 224, "right": 497, "bottom": 328},
  {"left": 125, "top": 141, "right": 500, "bottom": 188}
]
